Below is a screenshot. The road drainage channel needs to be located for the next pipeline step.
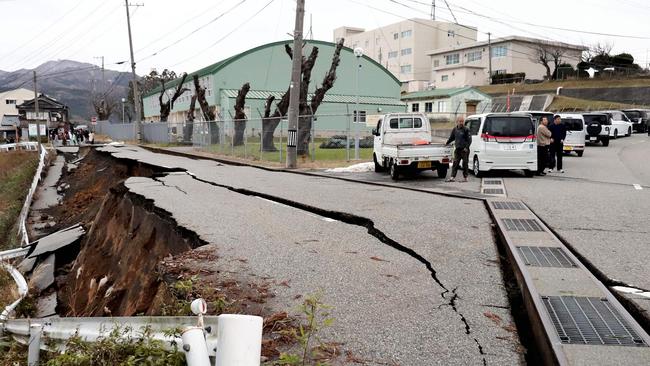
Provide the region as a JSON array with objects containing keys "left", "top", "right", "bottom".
[{"left": 173, "top": 171, "right": 489, "bottom": 364}]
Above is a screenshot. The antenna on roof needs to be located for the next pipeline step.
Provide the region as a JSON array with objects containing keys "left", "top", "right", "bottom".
[{"left": 431, "top": 0, "right": 435, "bottom": 20}]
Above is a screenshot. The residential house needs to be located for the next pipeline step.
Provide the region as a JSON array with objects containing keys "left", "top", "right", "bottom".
[{"left": 401, "top": 87, "right": 492, "bottom": 122}]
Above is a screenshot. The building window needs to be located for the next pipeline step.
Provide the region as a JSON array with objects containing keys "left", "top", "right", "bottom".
[
  {"left": 388, "top": 51, "right": 398, "bottom": 59},
  {"left": 467, "top": 50, "right": 482, "bottom": 62},
  {"left": 447, "top": 30, "right": 455, "bottom": 37},
  {"left": 491, "top": 46, "right": 507, "bottom": 58},
  {"left": 401, "top": 30, "right": 412, "bottom": 38},
  {"left": 400, "top": 65, "right": 412, "bottom": 74},
  {"left": 445, "top": 53, "right": 460, "bottom": 65},
  {"left": 393, "top": 33, "right": 398, "bottom": 40},
  {"left": 5, "top": 99, "right": 16, "bottom": 105},
  {"left": 401, "top": 48, "right": 412, "bottom": 56},
  {"left": 433, "top": 60, "right": 440, "bottom": 67},
  {"left": 353, "top": 110, "right": 366, "bottom": 123},
  {"left": 425, "top": 102, "right": 433, "bottom": 112},
  {"left": 437, "top": 101, "right": 447, "bottom": 113},
  {"left": 411, "top": 103, "right": 419, "bottom": 112},
  {"left": 441, "top": 75, "right": 449, "bottom": 82},
  {"left": 492, "top": 69, "right": 507, "bottom": 76}
]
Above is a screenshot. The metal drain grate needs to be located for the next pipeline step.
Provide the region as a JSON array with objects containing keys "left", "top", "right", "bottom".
[
  {"left": 484, "top": 179, "right": 502, "bottom": 185},
  {"left": 542, "top": 296, "right": 647, "bottom": 347},
  {"left": 492, "top": 201, "right": 526, "bottom": 210},
  {"left": 502, "top": 218, "right": 544, "bottom": 232},
  {"left": 516, "top": 246, "right": 577, "bottom": 268},
  {"left": 483, "top": 188, "right": 505, "bottom": 195}
]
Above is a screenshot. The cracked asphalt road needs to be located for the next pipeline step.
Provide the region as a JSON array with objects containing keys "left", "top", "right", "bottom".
[{"left": 99, "top": 145, "right": 524, "bottom": 365}]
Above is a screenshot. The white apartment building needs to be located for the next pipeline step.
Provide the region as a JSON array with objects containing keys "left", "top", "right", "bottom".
[
  {"left": 428, "top": 36, "right": 586, "bottom": 89},
  {"left": 0, "top": 88, "right": 34, "bottom": 122},
  {"left": 333, "top": 18, "right": 477, "bottom": 92}
]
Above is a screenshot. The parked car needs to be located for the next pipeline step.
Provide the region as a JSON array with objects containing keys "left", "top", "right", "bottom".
[
  {"left": 596, "top": 110, "right": 633, "bottom": 138},
  {"left": 582, "top": 113, "right": 611, "bottom": 146},
  {"left": 464, "top": 113, "right": 537, "bottom": 177},
  {"left": 510, "top": 111, "right": 554, "bottom": 129},
  {"left": 372, "top": 113, "right": 451, "bottom": 180},
  {"left": 622, "top": 109, "right": 649, "bottom": 133},
  {"left": 557, "top": 113, "right": 586, "bottom": 157}
]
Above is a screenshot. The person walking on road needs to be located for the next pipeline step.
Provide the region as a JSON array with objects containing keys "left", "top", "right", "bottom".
[
  {"left": 445, "top": 116, "right": 472, "bottom": 182},
  {"left": 548, "top": 115, "right": 567, "bottom": 173},
  {"left": 536, "top": 117, "right": 552, "bottom": 176}
]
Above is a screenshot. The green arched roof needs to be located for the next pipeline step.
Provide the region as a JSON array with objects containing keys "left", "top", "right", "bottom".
[{"left": 144, "top": 39, "right": 400, "bottom": 97}]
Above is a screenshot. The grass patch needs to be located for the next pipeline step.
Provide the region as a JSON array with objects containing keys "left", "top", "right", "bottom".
[
  {"left": 0, "top": 266, "right": 16, "bottom": 311},
  {"left": 477, "top": 77, "right": 650, "bottom": 95},
  {"left": 0, "top": 150, "right": 39, "bottom": 250},
  {"left": 548, "top": 95, "right": 638, "bottom": 112}
]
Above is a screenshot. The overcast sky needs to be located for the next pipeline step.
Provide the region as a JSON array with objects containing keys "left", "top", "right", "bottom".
[{"left": 1, "top": 0, "right": 649, "bottom": 76}]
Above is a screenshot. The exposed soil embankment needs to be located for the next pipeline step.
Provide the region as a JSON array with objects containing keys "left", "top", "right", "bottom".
[{"left": 58, "top": 183, "right": 205, "bottom": 316}]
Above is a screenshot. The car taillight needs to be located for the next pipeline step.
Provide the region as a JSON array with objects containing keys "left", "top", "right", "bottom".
[
  {"left": 481, "top": 133, "right": 497, "bottom": 142},
  {"left": 400, "top": 160, "right": 409, "bottom": 165},
  {"left": 442, "top": 157, "right": 450, "bottom": 163},
  {"left": 524, "top": 134, "right": 536, "bottom": 142}
]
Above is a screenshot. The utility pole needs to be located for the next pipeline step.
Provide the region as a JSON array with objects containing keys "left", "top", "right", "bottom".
[
  {"left": 125, "top": 0, "right": 143, "bottom": 141},
  {"left": 431, "top": 0, "right": 435, "bottom": 20},
  {"left": 487, "top": 32, "right": 493, "bottom": 85},
  {"left": 95, "top": 56, "right": 105, "bottom": 93},
  {"left": 286, "top": 0, "right": 305, "bottom": 168},
  {"left": 33, "top": 71, "right": 41, "bottom": 150}
]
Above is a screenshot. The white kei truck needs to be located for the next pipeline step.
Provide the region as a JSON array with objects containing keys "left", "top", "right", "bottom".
[{"left": 371, "top": 113, "right": 452, "bottom": 180}]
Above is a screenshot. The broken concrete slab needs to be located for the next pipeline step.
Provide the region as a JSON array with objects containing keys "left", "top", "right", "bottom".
[
  {"left": 29, "top": 254, "right": 55, "bottom": 292},
  {"left": 27, "top": 224, "right": 85, "bottom": 259},
  {"left": 55, "top": 147, "right": 79, "bottom": 154},
  {"left": 31, "top": 155, "right": 65, "bottom": 210},
  {"left": 36, "top": 292, "right": 57, "bottom": 318},
  {"left": 17, "top": 256, "right": 37, "bottom": 273}
]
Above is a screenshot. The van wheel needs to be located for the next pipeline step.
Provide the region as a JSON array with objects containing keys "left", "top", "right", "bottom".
[
  {"left": 390, "top": 161, "right": 399, "bottom": 180},
  {"left": 602, "top": 137, "right": 610, "bottom": 146},
  {"left": 437, "top": 165, "right": 448, "bottom": 179},
  {"left": 627, "top": 127, "right": 632, "bottom": 136},
  {"left": 614, "top": 130, "right": 618, "bottom": 139},
  {"left": 472, "top": 157, "right": 482, "bottom": 177},
  {"left": 373, "top": 154, "right": 383, "bottom": 172},
  {"left": 577, "top": 150, "right": 584, "bottom": 157}
]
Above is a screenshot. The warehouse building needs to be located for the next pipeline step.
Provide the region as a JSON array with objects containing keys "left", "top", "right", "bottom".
[{"left": 142, "top": 40, "right": 406, "bottom": 137}]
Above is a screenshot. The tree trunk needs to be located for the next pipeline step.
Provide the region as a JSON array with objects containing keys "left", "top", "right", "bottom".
[
  {"left": 233, "top": 82, "right": 250, "bottom": 146},
  {"left": 184, "top": 95, "right": 197, "bottom": 143},
  {"left": 544, "top": 64, "right": 552, "bottom": 80},
  {"left": 193, "top": 74, "right": 219, "bottom": 144},
  {"left": 297, "top": 39, "right": 344, "bottom": 155},
  {"left": 160, "top": 73, "right": 189, "bottom": 122},
  {"left": 261, "top": 95, "right": 277, "bottom": 151},
  {"left": 262, "top": 90, "right": 290, "bottom": 151}
]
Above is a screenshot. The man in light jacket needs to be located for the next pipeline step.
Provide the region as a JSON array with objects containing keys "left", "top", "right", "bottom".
[{"left": 536, "top": 117, "right": 552, "bottom": 176}]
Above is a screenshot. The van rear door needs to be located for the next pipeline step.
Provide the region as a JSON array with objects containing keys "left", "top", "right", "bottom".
[{"left": 481, "top": 115, "right": 535, "bottom": 157}]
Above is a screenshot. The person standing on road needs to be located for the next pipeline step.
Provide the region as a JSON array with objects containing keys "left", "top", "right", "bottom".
[
  {"left": 536, "top": 117, "right": 552, "bottom": 176},
  {"left": 445, "top": 116, "right": 472, "bottom": 182},
  {"left": 548, "top": 115, "right": 567, "bottom": 173}
]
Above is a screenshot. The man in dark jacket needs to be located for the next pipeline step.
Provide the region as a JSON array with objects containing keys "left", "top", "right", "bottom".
[
  {"left": 547, "top": 115, "right": 567, "bottom": 173},
  {"left": 445, "top": 116, "right": 472, "bottom": 182}
]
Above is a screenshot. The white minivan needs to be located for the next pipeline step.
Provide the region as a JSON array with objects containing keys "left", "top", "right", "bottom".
[
  {"left": 465, "top": 113, "right": 537, "bottom": 177},
  {"left": 558, "top": 113, "right": 586, "bottom": 157},
  {"left": 598, "top": 110, "right": 633, "bottom": 138}
]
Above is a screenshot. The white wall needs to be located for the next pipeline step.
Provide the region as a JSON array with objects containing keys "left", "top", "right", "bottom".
[{"left": 0, "top": 88, "right": 34, "bottom": 121}]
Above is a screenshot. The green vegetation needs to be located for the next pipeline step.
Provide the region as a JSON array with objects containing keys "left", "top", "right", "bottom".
[
  {"left": 0, "top": 267, "right": 15, "bottom": 310},
  {"left": 0, "top": 150, "right": 39, "bottom": 250},
  {"left": 276, "top": 293, "right": 336, "bottom": 366}
]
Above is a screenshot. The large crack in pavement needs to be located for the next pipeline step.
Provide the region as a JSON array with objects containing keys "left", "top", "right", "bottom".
[{"left": 171, "top": 171, "right": 488, "bottom": 364}]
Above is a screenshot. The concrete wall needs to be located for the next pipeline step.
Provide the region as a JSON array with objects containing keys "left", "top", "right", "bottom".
[
  {"left": 0, "top": 88, "right": 34, "bottom": 120},
  {"left": 561, "top": 87, "right": 650, "bottom": 106}
]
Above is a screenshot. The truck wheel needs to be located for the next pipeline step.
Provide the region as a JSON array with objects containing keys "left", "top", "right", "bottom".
[
  {"left": 602, "top": 137, "right": 610, "bottom": 146},
  {"left": 373, "top": 154, "right": 383, "bottom": 172},
  {"left": 437, "top": 165, "right": 448, "bottom": 179},
  {"left": 390, "top": 161, "right": 399, "bottom": 180},
  {"left": 613, "top": 130, "right": 618, "bottom": 139},
  {"left": 577, "top": 150, "right": 584, "bottom": 157},
  {"left": 472, "top": 157, "right": 482, "bottom": 178}
]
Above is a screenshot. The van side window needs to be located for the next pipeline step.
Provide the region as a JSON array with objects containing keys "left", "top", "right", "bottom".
[
  {"left": 389, "top": 118, "right": 398, "bottom": 128},
  {"left": 414, "top": 118, "right": 422, "bottom": 128},
  {"left": 466, "top": 119, "right": 480, "bottom": 135},
  {"left": 376, "top": 120, "right": 382, "bottom": 132}
]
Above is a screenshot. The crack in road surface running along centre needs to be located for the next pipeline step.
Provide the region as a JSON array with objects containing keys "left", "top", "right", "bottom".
[{"left": 170, "top": 171, "right": 488, "bottom": 364}]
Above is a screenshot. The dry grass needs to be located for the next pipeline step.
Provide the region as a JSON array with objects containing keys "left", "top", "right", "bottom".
[
  {"left": 478, "top": 77, "right": 650, "bottom": 95},
  {"left": 0, "top": 266, "right": 17, "bottom": 311},
  {"left": 0, "top": 151, "right": 39, "bottom": 250},
  {"left": 547, "top": 96, "right": 638, "bottom": 112}
]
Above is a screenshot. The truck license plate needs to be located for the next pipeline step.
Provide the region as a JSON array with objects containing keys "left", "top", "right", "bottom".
[
  {"left": 589, "top": 137, "right": 597, "bottom": 141},
  {"left": 563, "top": 146, "right": 573, "bottom": 151},
  {"left": 417, "top": 161, "right": 432, "bottom": 169}
]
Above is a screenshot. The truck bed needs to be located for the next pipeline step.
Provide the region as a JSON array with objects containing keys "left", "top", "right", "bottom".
[{"left": 381, "top": 143, "right": 451, "bottom": 160}]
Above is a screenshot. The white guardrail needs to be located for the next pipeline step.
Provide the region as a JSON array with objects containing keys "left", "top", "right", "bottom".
[
  {"left": 0, "top": 262, "right": 29, "bottom": 322},
  {"left": 12, "top": 143, "right": 49, "bottom": 247},
  {"left": 0, "top": 298, "right": 263, "bottom": 366}
]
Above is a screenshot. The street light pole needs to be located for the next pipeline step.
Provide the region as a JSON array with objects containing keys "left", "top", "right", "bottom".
[
  {"left": 121, "top": 98, "right": 126, "bottom": 123},
  {"left": 286, "top": 0, "right": 305, "bottom": 168},
  {"left": 354, "top": 47, "right": 364, "bottom": 160}
]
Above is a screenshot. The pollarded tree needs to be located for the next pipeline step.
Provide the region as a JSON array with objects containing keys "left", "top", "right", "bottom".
[
  {"left": 233, "top": 82, "right": 250, "bottom": 146},
  {"left": 159, "top": 73, "right": 189, "bottom": 122},
  {"left": 192, "top": 74, "right": 219, "bottom": 143}
]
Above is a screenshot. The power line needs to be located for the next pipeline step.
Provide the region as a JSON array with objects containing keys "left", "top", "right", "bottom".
[{"left": 136, "top": 0, "right": 249, "bottom": 63}]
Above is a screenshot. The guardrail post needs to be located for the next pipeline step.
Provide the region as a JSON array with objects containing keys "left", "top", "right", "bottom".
[
  {"left": 28, "top": 323, "right": 42, "bottom": 366},
  {"left": 215, "top": 314, "right": 263, "bottom": 366},
  {"left": 181, "top": 327, "right": 211, "bottom": 366}
]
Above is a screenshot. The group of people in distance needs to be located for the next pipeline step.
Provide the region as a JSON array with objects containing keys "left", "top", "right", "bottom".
[{"left": 536, "top": 115, "right": 566, "bottom": 176}]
